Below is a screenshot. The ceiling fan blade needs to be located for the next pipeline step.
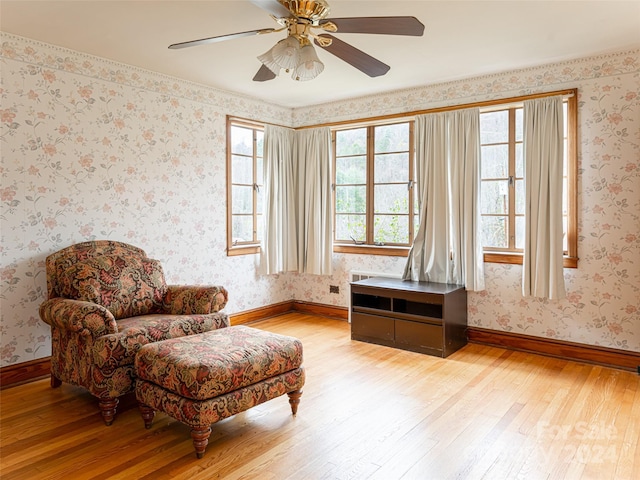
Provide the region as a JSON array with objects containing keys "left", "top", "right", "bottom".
[
  {"left": 315, "top": 35, "right": 390, "bottom": 77},
  {"left": 169, "top": 28, "right": 275, "bottom": 49},
  {"left": 320, "top": 17, "right": 425, "bottom": 36},
  {"left": 253, "top": 64, "right": 277, "bottom": 82},
  {"left": 249, "top": 0, "right": 292, "bottom": 18}
]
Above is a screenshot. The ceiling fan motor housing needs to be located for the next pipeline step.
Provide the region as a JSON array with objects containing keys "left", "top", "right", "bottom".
[{"left": 279, "top": 0, "right": 330, "bottom": 22}]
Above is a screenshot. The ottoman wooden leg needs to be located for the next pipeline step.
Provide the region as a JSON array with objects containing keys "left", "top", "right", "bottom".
[
  {"left": 191, "top": 426, "right": 212, "bottom": 459},
  {"left": 287, "top": 389, "right": 303, "bottom": 415},
  {"left": 139, "top": 403, "right": 155, "bottom": 429}
]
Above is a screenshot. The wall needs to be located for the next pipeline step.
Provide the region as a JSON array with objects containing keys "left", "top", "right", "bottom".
[
  {"left": 0, "top": 33, "right": 293, "bottom": 367},
  {"left": 1, "top": 32, "right": 638, "bottom": 368},
  {"left": 290, "top": 48, "right": 640, "bottom": 352}
]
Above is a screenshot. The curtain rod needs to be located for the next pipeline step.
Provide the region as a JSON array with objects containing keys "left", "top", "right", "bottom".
[{"left": 295, "top": 88, "right": 577, "bottom": 130}]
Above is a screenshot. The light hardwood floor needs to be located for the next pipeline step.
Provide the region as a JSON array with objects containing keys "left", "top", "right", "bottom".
[{"left": 1, "top": 313, "right": 639, "bottom": 480}]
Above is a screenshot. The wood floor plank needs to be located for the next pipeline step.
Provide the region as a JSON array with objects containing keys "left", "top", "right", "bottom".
[{"left": 1, "top": 313, "right": 638, "bottom": 480}]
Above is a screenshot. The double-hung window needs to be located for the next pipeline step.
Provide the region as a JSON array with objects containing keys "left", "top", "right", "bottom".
[
  {"left": 227, "top": 118, "right": 264, "bottom": 255},
  {"left": 333, "top": 121, "right": 416, "bottom": 255}
]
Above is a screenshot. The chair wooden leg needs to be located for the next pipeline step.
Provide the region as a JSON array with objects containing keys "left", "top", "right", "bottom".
[
  {"left": 139, "top": 403, "right": 155, "bottom": 429},
  {"left": 51, "top": 373, "right": 62, "bottom": 388},
  {"left": 287, "top": 389, "right": 302, "bottom": 415},
  {"left": 191, "top": 426, "right": 212, "bottom": 459},
  {"left": 98, "top": 397, "right": 119, "bottom": 426}
]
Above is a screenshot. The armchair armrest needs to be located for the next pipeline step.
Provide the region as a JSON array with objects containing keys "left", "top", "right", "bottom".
[
  {"left": 163, "top": 285, "right": 228, "bottom": 315},
  {"left": 39, "top": 298, "right": 118, "bottom": 338}
]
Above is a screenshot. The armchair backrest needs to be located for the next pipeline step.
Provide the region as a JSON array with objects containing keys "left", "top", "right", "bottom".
[
  {"left": 45, "top": 241, "right": 168, "bottom": 319},
  {"left": 46, "top": 241, "right": 147, "bottom": 300}
]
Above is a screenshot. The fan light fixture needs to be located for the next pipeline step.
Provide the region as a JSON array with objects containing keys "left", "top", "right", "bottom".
[
  {"left": 293, "top": 43, "right": 324, "bottom": 81},
  {"left": 259, "top": 35, "right": 324, "bottom": 81},
  {"left": 169, "top": 0, "right": 425, "bottom": 83}
]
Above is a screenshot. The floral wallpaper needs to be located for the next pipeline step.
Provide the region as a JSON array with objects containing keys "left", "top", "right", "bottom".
[
  {"left": 1, "top": 31, "right": 638, "bottom": 368},
  {"left": 0, "top": 33, "right": 293, "bottom": 366}
]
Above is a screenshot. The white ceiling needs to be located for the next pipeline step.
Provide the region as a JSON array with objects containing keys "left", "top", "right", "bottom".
[{"left": 2, "top": 1, "right": 639, "bottom": 108}]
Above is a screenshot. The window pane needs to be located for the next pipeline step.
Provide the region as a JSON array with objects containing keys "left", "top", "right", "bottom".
[
  {"left": 232, "top": 185, "right": 253, "bottom": 214},
  {"left": 336, "top": 186, "right": 366, "bottom": 213},
  {"left": 232, "top": 155, "right": 253, "bottom": 184},
  {"left": 515, "top": 179, "right": 524, "bottom": 215},
  {"left": 515, "top": 143, "right": 524, "bottom": 177},
  {"left": 231, "top": 126, "right": 253, "bottom": 155},
  {"left": 480, "top": 111, "right": 509, "bottom": 144},
  {"left": 481, "top": 180, "right": 509, "bottom": 214},
  {"left": 515, "top": 215, "right": 524, "bottom": 249},
  {"left": 374, "top": 215, "right": 409, "bottom": 244},
  {"left": 256, "top": 130, "right": 264, "bottom": 156},
  {"left": 515, "top": 108, "right": 523, "bottom": 142},
  {"left": 256, "top": 187, "right": 263, "bottom": 215},
  {"left": 374, "top": 123, "right": 409, "bottom": 153},
  {"left": 482, "top": 216, "right": 508, "bottom": 248},
  {"left": 336, "top": 214, "right": 366, "bottom": 242},
  {"left": 336, "top": 156, "right": 366, "bottom": 184},
  {"left": 256, "top": 214, "right": 263, "bottom": 242},
  {"left": 336, "top": 128, "right": 366, "bottom": 156},
  {"left": 374, "top": 184, "right": 409, "bottom": 214},
  {"left": 232, "top": 215, "right": 253, "bottom": 243},
  {"left": 481, "top": 145, "right": 509, "bottom": 178},
  {"left": 374, "top": 153, "right": 409, "bottom": 183},
  {"left": 562, "top": 177, "right": 568, "bottom": 215},
  {"left": 256, "top": 157, "right": 263, "bottom": 185},
  {"left": 563, "top": 216, "right": 568, "bottom": 252}
]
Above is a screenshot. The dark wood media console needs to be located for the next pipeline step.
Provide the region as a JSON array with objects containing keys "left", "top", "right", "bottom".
[{"left": 350, "top": 277, "right": 468, "bottom": 358}]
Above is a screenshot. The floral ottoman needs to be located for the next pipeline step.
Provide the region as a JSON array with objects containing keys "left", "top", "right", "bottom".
[{"left": 134, "top": 325, "right": 305, "bottom": 458}]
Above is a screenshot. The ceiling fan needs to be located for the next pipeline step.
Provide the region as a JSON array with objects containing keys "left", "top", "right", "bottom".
[{"left": 169, "top": 0, "right": 425, "bottom": 82}]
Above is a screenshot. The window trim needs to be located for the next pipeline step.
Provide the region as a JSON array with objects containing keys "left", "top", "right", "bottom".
[{"left": 226, "top": 116, "right": 264, "bottom": 256}]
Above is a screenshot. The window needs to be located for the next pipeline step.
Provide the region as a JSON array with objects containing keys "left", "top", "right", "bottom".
[
  {"left": 480, "top": 107, "right": 525, "bottom": 250},
  {"left": 227, "top": 90, "right": 577, "bottom": 265},
  {"left": 333, "top": 122, "right": 416, "bottom": 255},
  {"left": 479, "top": 94, "right": 577, "bottom": 267},
  {"left": 227, "top": 118, "right": 263, "bottom": 255}
]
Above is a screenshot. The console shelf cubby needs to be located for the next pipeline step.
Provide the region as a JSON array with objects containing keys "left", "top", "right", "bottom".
[{"left": 350, "top": 277, "right": 468, "bottom": 358}]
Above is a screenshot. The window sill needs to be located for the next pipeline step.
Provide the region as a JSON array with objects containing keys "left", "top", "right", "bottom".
[
  {"left": 332, "top": 246, "right": 578, "bottom": 268},
  {"left": 333, "top": 244, "right": 410, "bottom": 257},
  {"left": 227, "top": 245, "right": 260, "bottom": 256},
  {"left": 484, "top": 251, "right": 578, "bottom": 268}
]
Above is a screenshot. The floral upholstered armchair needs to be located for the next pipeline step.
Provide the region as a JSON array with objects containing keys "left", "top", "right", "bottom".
[{"left": 39, "top": 240, "right": 229, "bottom": 425}]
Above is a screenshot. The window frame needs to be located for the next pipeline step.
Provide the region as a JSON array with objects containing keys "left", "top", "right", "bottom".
[
  {"left": 225, "top": 90, "right": 578, "bottom": 266},
  {"left": 226, "top": 116, "right": 264, "bottom": 256},
  {"left": 328, "top": 89, "right": 578, "bottom": 266},
  {"left": 481, "top": 93, "right": 578, "bottom": 268},
  {"left": 332, "top": 120, "right": 416, "bottom": 256}
]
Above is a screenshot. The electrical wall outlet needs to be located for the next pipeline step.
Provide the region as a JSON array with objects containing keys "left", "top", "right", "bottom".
[{"left": 329, "top": 285, "right": 339, "bottom": 294}]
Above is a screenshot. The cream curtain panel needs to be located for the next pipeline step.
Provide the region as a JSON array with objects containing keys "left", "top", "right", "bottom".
[
  {"left": 522, "top": 96, "right": 566, "bottom": 300},
  {"left": 403, "top": 109, "right": 484, "bottom": 290},
  {"left": 260, "top": 125, "right": 297, "bottom": 275},
  {"left": 295, "top": 127, "right": 333, "bottom": 275},
  {"left": 260, "top": 125, "right": 333, "bottom": 276}
]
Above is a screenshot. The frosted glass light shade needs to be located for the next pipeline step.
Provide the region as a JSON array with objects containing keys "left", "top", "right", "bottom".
[
  {"left": 292, "top": 44, "right": 324, "bottom": 81},
  {"left": 271, "top": 36, "right": 301, "bottom": 72},
  {"left": 257, "top": 47, "right": 281, "bottom": 75}
]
